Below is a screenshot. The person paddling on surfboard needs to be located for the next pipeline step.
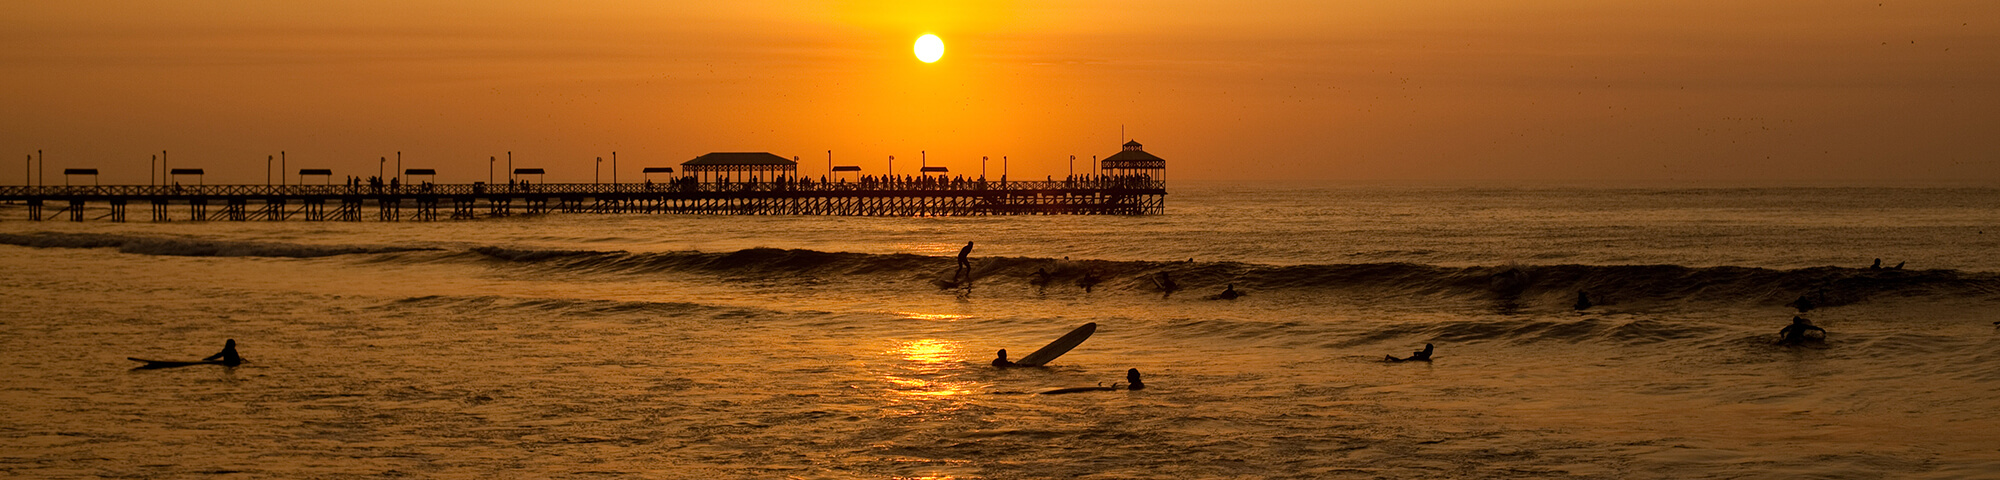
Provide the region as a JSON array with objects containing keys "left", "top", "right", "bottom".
[
  {"left": 993, "top": 323, "right": 1097, "bottom": 368},
  {"left": 1385, "top": 343, "right": 1433, "bottom": 362},
  {"left": 1215, "top": 284, "right": 1241, "bottom": 300},
  {"left": 1040, "top": 368, "right": 1145, "bottom": 395},
  {"left": 129, "top": 339, "right": 243, "bottom": 369}
]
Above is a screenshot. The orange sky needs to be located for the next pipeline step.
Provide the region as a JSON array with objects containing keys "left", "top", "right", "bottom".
[{"left": 3, "top": 0, "right": 1997, "bottom": 185}]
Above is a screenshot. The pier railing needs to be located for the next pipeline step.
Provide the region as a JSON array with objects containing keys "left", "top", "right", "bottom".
[{"left": 0, "top": 178, "right": 1163, "bottom": 198}]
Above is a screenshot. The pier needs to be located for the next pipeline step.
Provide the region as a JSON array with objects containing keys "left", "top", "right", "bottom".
[
  {"left": 0, "top": 178, "right": 1164, "bottom": 221},
  {"left": 5, "top": 142, "right": 1171, "bottom": 221}
]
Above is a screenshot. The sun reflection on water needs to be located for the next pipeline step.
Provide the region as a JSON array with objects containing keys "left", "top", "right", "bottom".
[
  {"left": 883, "top": 338, "right": 977, "bottom": 398},
  {"left": 897, "top": 311, "right": 969, "bottom": 322}
]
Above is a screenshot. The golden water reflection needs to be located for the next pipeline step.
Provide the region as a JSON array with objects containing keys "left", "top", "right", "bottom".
[
  {"left": 883, "top": 338, "right": 977, "bottom": 398},
  {"left": 898, "top": 311, "right": 969, "bottom": 322}
]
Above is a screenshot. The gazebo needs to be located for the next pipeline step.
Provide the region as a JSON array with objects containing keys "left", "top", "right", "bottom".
[
  {"left": 1099, "top": 140, "right": 1166, "bottom": 181},
  {"left": 681, "top": 152, "right": 797, "bottom": 184}
]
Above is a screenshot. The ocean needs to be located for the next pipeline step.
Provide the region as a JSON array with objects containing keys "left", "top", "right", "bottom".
[{"left": 3, "top": 183, "right": 1999, "bottom": 479}]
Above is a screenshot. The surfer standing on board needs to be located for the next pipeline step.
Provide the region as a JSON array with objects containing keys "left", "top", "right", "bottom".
[{"left": 958, "top": 241, "right": 974, "bottom": 270}]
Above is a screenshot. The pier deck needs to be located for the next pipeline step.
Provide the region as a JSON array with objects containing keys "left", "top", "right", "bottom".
[{"left": 0, "top": 179, "right": 1165, "bottom": 221}]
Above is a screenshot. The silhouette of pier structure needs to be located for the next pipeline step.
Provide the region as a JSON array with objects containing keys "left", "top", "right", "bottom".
[{"left": 2, "top": 145, "right": 1167, "bottom": 221}]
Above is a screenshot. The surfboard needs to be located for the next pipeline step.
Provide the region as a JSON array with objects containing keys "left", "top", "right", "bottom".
[
  {"left": 1016, "top": 322, "right": 1096, "bottom": 367},
  {"left": 127, "top": 357, "right": 227, "bottom": 369}
]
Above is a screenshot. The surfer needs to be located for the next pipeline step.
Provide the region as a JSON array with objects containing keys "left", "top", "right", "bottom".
[
  {"left": 1385, "top": 343, "right": 1434, "bottom": 363},
  {"left": 1216, "top": 284, "right": 1241, "bottom": 300},
  {"left": 957, "top": 241, "right": 974, "bottom": 270},
  {"left": 1040, "top": 368, "right": 1145, "bottom": 395},
  {"left": 1870, "top": 258, "right": 1882, "bottom": 270},
  {"left": 1574, "top": 291, "right": 1593, "bottom": 310},
  {"left": 129, "top": 339, "right": 243, "bottom": 369},
  {"left": 1154, "top": 271, "right": 1179, "bottom": 296},
  {"left": 1031, "top": 267, "right": 1052, "bottom": 287},
  {"left": 993, "top": 349, "right": 1018, "bottom": 368},
  {"left": 1774, "top": 316, "right": 1827, "bottom": 345},
  {"left": 994, "top": 322, "right": 1097, "bottom": 368},
  {"left": 1077, "top": 271, "right": 1102, "bottom": 293}
]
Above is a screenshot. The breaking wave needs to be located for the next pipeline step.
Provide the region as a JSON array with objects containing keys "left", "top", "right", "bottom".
[{"left": 464, "top": 246, "right": 2000, "bottom": 310}]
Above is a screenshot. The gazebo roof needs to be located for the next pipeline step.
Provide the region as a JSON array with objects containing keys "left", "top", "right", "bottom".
[
  {"left": 1123, "top": 140, "right": 1143, "bottom": 147},
  {"left": 1101, "top": 149, "right": 1165, "bottom": 169},
  {"left": 682, "top": 152, "right": 796, "bottom": 167}
]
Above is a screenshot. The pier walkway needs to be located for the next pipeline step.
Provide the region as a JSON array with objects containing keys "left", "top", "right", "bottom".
[{"left": 0, "top": 178, "right": 1166, "bottom": 221}]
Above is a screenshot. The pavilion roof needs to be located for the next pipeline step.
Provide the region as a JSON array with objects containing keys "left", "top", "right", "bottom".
[{"left": 682, "top": 152, "right": 796, "bottom": 167}]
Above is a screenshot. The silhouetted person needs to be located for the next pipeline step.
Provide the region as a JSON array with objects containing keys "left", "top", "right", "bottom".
[
  {"left": 1775, "top": 316, "right": 1827, "bottom": 346},
  {"left": 1217, "top": 284, "right": 1241, "bottom": 300},
  {"left": 993, "top": 349, "right": 1017, "bottom": 368},
  {"left": 1870, "top": 258, "right": 1882, "bottom": 270},
  {"left": 1030, "top": 267, "right": 1052, "bottom": 287},
  {"left": 204, "top": 339, "right": 243, "bottom": 366},
  {"left": 1155, "top": 271, "right": 1178, "bottom": 296},
  {"left": 958, "top": 241, "right": 974, "bottom": 270},
  {"left": 129, "top": 339, "right": 243, "bottom": 369},
  {"left": 1574, "top": 291, "right": 1593, "bottom": 310},
  {"left": 1077, "top": 271, "right": 1102, "bottom": 293},
  {"left": 1386, "top": 343, "right": 1434, "bottom": 362},
  {"left": 1040, "top": 368, "right": 1145, "bottom": 395}
]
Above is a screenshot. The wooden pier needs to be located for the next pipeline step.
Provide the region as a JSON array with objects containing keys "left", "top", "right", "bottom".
[{"left": 0, "top": 178, "right": 1166, "bottom": 222}]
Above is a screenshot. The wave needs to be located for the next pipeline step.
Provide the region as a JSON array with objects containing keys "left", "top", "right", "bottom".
[
  {"left": 464, "top": 246, "right": 2000, "bottom": 310},
  {"left": 0, "top": 231, "right": 437, "bottom": 258}
]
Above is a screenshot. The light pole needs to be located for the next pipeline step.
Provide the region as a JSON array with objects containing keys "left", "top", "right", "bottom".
[
  {"left": 1003, "top": 156, "right": 1008, "bottom": 181},
  {"left": 888, "top": 155, "right": 894, "bottom": 177},
  {"left": 266, "top": 155, "right": 273, "bottom": 186},
  {"left": 151, "top": 154, "right": 157, "bottom": 186},
  {"left": 826, "top": 150, "right": 832, "bottom": 177},
  {"left": 488, "top": 156, "right": 495, "bottom": 184},
  {"left": 378, "top": 157, "right": 385, "bottom": 181},
  {"left": 281, "top": 151, "right": 286, "bottom": 186},
  {"left": 612, "top": 151, "right": 618, "bottom": 184},
  {"left": 37, "top": 149, "right": 43, "bottom": 187},
  {"left": 596, "top": 157, "right": 602, "bottom": 184},
  {"left": 24, "top": 154, "right": 30, "bottom": 188},
  {"left": 1068, "top": 155, "right": 1075, "bottom": 179},
  {"left": 981, "top": 156, "right": 987, "bottom": 179},
  {"left": 507, "top": 151, "right": 513, "bottom": 183},
  {"left": 395, "top": 151, "right": 402, "bottom": 184}
]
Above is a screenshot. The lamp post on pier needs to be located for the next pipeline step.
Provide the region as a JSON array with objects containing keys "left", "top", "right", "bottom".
[
  {"left": 378, "top": 157, "right": 385, "bottom": 181},
  {"left": 611, "top": 152, "right": 618, "bottom": 184},
  {"left": 488, "top": 156, "right": 495, "bottom": 184},
  {"left": 596, "top": 157, "right": 602, "bottom": 184},
  {"left": 266, "top": 155, "right": 273, "bottom": 186},
  {"left": 1068, "top": 155, "right": 1075, "bottom": 179},
  {"left": 280, "top": 151, "right": 286, "bottom": 186}
]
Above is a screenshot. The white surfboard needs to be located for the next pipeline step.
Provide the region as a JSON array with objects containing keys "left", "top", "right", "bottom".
[{"left": 1016, "top": 322, "right": 1096, "bottom": 367}]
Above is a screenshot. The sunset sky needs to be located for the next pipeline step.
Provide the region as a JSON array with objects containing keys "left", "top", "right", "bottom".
[{"left": 4, "top": 1, "right": 1996, "bottom": 185}]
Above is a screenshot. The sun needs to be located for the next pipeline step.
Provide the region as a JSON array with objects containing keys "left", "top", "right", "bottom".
[{"left": 914, "top": 34, "right": 944, "bottom": 63}]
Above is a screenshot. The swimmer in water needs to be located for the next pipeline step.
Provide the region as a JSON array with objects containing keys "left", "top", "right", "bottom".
[
  {"left": 1774, "top": 316, "right": 1827, "bottom": 345},
  {"left": 1574, "top": 291, "right": 1593, "bottom": 310},
  {"left": 1040, "top": 368, "right": 1145, "bottom": 395},
  {"left": 1385, "top": 343, "right": 1434, "bottom": 363},
  {"left": 992, "top": 349, "right": 1018, "bottom": 368},
  {"left": 1216, "top": 284, "right": 1241, "bottom": 300}
]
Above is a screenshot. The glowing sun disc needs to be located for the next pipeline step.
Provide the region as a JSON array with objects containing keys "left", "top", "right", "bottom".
[{"left": 914, "top": 34, "right": 944, "bottom": 63}]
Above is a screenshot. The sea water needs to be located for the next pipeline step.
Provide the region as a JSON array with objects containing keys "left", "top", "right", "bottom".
[{"left": 3, "top": 183, "right": 1999, "bottom": 479}]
